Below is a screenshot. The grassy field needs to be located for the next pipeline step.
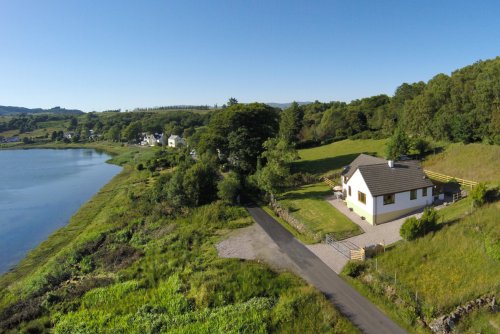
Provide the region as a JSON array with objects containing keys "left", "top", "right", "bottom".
[
  {"left": 278, "top": 183, "right": 362, "bottom": 240},
  {"left": 423, "top": 143, "right": 500, "bottom": 184},
  {"left": 293, "top": 139, "right": 388, "bottom": 176},
  {"left": 0, "top": 144, "right": 358, "bottom": 333},
  {"left": 343, "top": 201, "right": 500, "bottom": 332}
]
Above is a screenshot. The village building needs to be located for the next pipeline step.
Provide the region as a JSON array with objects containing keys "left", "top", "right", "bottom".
[
  {"left": 167, "top": 135, "right": 185, "bottom": 148},
  {"left": 140, "top": 133, "right": 164, "bottom": 146},
  {"left": 341, "top": 154, "right": 434, "bottom": 225}
]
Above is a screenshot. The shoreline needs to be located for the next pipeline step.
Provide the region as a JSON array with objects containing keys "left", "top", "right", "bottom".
[
  {"left": 0, "top": 141, "right": 132, "bottom": 165},
  {"left": 0, "top": 145, "right": 132, "bottom": 284}
]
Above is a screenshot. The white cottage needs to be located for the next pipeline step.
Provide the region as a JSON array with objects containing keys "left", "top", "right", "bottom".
[
  {"left": 167, "top": 135, "right": 186, "bottom": 148},
  {"left": 341, "top": 154, "right": 434, "bottom": 225}
]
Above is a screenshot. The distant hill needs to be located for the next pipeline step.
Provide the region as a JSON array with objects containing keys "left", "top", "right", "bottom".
[
  {"left": 0, "top": 106, "right": 84, "bottom": 116},
  {"left": 266, "top": 102, "right": 312, "bottom": 109}
]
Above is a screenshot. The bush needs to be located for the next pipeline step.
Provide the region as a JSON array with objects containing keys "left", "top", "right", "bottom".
[
  {"left": 400, "top": 207, "right": 439, "bottom": 241},
  {"left": 400, "top": 217, "right": 420, "bottom": 241},
  {"left": 217, "top": 172, "right": 241, "bottom": 204},
  {"left": 136, "top": 163, "right": 144, "bottom": 171},
  {"left": 420, "top": 207, "right": 438, "bottom": 233},
  {"left": 342, "top": 261, "right": 365, "bottom": 278},
  {"left": 470, "top": 183, "right": 487, "bottom": 208}
]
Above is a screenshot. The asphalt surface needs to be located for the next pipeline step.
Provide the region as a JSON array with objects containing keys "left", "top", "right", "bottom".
[{"left": 246, "top": 204, "right": 407, "bottom": 334}]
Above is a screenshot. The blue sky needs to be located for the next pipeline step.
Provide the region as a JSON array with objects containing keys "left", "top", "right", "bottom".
[{"left": 0, "top": 0, "right": 499, "bottom": 112}]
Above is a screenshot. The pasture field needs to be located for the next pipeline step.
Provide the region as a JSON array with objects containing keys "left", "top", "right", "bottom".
[
  {"left": 423, "top": 143, "right": 500, "bottom": 184},
  {"left": 294, "top": 139, "right": 388, "bottom": 175}
]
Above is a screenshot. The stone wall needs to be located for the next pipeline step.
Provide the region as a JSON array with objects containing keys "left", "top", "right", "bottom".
[
  {"left": 429, "top": 294, "right": 497, "bottom": 333},
  {"left": 269, "top": 199, "right": 321, "bottom": 242}
]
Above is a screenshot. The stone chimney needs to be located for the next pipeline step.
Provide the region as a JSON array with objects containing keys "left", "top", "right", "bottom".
[{"left": 388, "top": 160, "right": 394, "bottom": 168}]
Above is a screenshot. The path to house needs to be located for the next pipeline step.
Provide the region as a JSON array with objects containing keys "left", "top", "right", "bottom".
[{"left": 245, "top": 204, "right": 407, "bottom": 334}]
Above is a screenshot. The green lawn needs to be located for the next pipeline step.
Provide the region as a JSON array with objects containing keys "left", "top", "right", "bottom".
[
  {"left": 278, "top": 183, "right": 362, "bottom": 240},
  {"left": 343, "top": 201, "right": 500, "bottom": 331},
  {"left": 423, "top": 143, "right": 500, "bottom": 184},
  {"left": 294, "top": 139, "right": 388, "bottom": 176}
]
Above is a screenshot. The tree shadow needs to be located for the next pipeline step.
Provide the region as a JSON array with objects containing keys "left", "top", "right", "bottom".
[
  {"left": 292, "top": 152, "right": 379, "bottom": 175},
  {"left": 280, "top": 190, "right": 332, "bottom": 201}
]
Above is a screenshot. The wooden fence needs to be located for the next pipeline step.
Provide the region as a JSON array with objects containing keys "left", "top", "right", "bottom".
[
  {"left": 423, "top": 169, "right": 478, "bottom": 189},
  {"left": 350, "top": 248, "right": 366, "bottom": 261},
  {"left": 322, "top": 177, "right": 336, "bottom": 189}
]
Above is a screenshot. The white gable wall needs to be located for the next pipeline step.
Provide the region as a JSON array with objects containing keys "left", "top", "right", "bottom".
[{"left": 344, "top": 169, "right": 375, "bottom": 224}]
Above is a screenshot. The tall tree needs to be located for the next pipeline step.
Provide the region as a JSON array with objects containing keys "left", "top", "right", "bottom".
[
  {"left": 202, "top": 103, "right": 279, "bottom": 174},
  {"left": 386, "top": 127, "right": 410, "bottom": 160},
  {"left": 279, "top": 102, "right": 303, "bottom": 144},
  {"left": 254, "top": 138, "right": 297, "bottom": 199},
  {"left": 227, "top": 97, "right": 238, "bottom": 106}
]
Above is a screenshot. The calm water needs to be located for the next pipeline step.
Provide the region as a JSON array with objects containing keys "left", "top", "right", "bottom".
[{"left": 0, "top": 149, "right": 121, "bottom": 274}]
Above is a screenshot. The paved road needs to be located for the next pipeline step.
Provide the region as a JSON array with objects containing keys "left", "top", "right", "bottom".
[{"left": 246, "top": 204, "right": 407, "bottom": 334}]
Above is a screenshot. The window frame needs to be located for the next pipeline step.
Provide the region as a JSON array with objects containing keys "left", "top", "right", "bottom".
[
  {"left": 422, "top": 187, "right": 428, "bottom": 197},
  {"left": 410, "top": 189, "right": 417, "bottom": 200},
  {"left": 383, "top": 193, "right": 395, "bottom": 205},
  {"left": 358, "top": 191, "right": 366, "bottom": 204}
]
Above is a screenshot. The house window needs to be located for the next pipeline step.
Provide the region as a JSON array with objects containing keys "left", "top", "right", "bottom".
[
  {"left": 422, "top": 187, "right": 428, "bottom": 196},
  {"left": 383, "top": 193, "right": 395, "bottom": 205},
  {"left": 348, "top": 186, "right": 351, "bottom": 196},
  {"left": 410, "top": 189, "right": 417, "bottom": 200},
  {"left": 358, "top": 191, "right": 366, "bottom": 204}
]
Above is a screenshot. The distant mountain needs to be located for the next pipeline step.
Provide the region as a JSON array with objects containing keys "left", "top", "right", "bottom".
[
  {"left": 0, "top": 105, "right": 84, "bottom": 116},
  {"left": 265, "top": 102, "right": 313, "bottom": 109}
]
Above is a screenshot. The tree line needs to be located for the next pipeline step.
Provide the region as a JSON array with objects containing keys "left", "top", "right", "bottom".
[{"left": 280, "top": 57, "right": 500, "bottom": 146}]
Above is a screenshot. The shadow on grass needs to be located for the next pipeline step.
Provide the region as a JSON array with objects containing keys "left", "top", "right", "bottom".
[
  {"left": 279, "top": 190, "right": 332, "bottom": 201},
  {"left": 292, "top": 152, "right": 378, "bottom": 175}
]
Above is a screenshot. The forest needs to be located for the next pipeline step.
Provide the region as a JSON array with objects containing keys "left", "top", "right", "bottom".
[{"left": 280, "top": 56, "right": 499, "bottom": 146}]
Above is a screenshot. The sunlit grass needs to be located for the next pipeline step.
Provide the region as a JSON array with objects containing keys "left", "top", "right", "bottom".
[
  {"left": 279, "top": 183, "right": 362, "bottom": 240},
  {"left": 423, "top": 143, "right": 500, "bottom": 184},
  {"left": 294, "top": 139, "right": 388, "bottom": 175}
]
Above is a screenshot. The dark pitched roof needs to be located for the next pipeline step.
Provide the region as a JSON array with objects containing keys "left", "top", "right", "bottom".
[
  {"left": 358, "top": 161, "right": 433, "bottom": 196},
  {"left": 343, "top": 154, "right": 433, "bottom": 196},
  {"left": 342, "top": 154, "right": 386, "bottom": 179}
]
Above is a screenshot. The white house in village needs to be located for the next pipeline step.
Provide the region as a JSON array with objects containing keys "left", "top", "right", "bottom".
[
  {"left": 141, "top": 133, "right": 164, "bottom": 146},
  {"left": 167, "top": 135, "right": 186, "bottom": 148},
  {"left": 341, "top": 154, "right": 434, "bottom": 225}
]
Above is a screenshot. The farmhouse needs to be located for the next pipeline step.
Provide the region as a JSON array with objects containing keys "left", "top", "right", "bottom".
[
  {"left": 341, "top": 154, "right": 434, "bottom": 225},
  {"left": 167, "top": 135, "right": 186, "bottom": 148}
]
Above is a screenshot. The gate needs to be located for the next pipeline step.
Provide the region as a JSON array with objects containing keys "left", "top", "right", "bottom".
[{"left": 325, "top": 234, "right": 361, "bottom": 259}]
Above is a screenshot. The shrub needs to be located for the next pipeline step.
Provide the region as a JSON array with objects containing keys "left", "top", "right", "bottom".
[
  {"left": 342, "top": 261, "right": 365, "bottom": 278},
  {"left": 400, "top": 217, "right": 420, "bottom": 241},
  {"left": 217, "top": 172, "right": 241, "bottom": 204},
  {"left": 419, "top": 207, "right": 439, "bottom": 233},
  {"left": 136, "top": 163, "right": 144, "bottom": 171},
  {"left": 400, "top": 208, "right": 438, "bottom": 241},
  {"left": 470, "top": 183, "right": 487, "bottom": 208}
]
